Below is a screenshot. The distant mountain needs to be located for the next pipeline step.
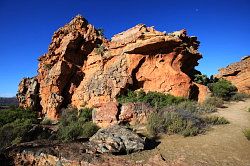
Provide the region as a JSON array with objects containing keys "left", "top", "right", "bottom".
[{"left": 0, "top": 97, "right": 18, "bottom": 106}]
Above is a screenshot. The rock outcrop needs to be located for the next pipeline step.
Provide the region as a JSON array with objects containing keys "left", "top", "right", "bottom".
[
  {"left": 16, "top": 77, "right": 41, "bottom": 112},
  {"left": 2, "top": 141, "right": 178, "bottom": 166},
  {"left": 89, "top": 125, "right": 145, "bottom": 154},
  {"left": 92, "top": 102, "right": 155, "bottom": 128},
  {"left": 215, "top": 56, "right": 250, "bottom": 94},
  {"left": 92, "top": 102, "right": 119, "bottom": 128},
  {"left": 17, "top": 15, "right": 208, "bottom": 120}
]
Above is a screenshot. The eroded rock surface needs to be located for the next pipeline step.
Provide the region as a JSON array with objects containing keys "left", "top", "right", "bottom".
[
  {"left": 90, "top": 125, "right": 145, "bottom": 154},
  {"left": 92, "top": 102, "right": 155, "bottom": 129},
  {"left": 2, "top": 140, "right": 177, "bottom": 166},
  {"left": 92, "top": 102, "right": 119, "bottom": 128},
  {"left": 119, "top": 102, "right": 155, "bottom": 132},
  {"left": 16, "top": 77, "right": 41, "bottom": 112},
  {"left": 18, "top": 15, "right": 208, "bottom": 120},
  {"left": 215, "top": 56, "right": 250, "bottom": 94}
]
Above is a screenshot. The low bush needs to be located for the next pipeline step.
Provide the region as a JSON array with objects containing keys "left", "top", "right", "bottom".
[
  {"left": 209, "top": 79, "right": 237, "bottom": 100},
  {"left": 230, "top": 93, "right": 249, "bottom": 101},
  {"left": 203, "top": 116, "right": 229, "bottom": 125},
  {"left": 147, "top": 108, "right": 204, "bottom": 137},
  {"left": 0, "top": 119, "right": 33, "bottom": 149},
  {"left": 57, "top": 107, "right": 99, "bottom": 141},
  {"left": 198, "top": 103, "right": 217, "bottom": 113},
  {"left": 118, "top": 90, "right": 185, "bottom": 109},
  {"left": 40, "top": 118, "right": 53, "bottom": 125},
  {"left": 0, "top": 108, "right": 38, "bottom": 149},
  {"left": 81, "top": 122, "right": 100, "bottom": 138},
  {"left": 248, "top": 108, "right": 250, "bottom": 112},
  {"left": 243, "top": 128, "right": 250, "bottom": 140},
  {"left": 79, "top": 108, "right": 93, "bottom": 123},
  {"left": 0, "top": 108, "right": 37, "bottom": 127},
  {"left": 174, "top": 100, "right": 216, "bottom": 114},
  {"left": 147, "top": 112, "right": 166, "bottom": 136},
  {"left": 193, "top": 74, "right": 210, "bottom": 86},
  {"left": 174, "top": 101, "right": 198, "bottom": 113},
  {"left": 204, "top": 97, "right": 224, "bottom": 108},
  {"left": 147, "top": 106, "right": 229, "bottom": 137}
]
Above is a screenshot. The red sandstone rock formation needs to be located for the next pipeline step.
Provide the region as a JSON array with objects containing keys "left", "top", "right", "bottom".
[
  {"left": 215, "top": 56, "right": 250, "bottom": 94},
  {"left": 17, "top": 15, "right": 208, "bottom": 120},
  {"left": 17, "top": 77, "right": 41, "bottom": 111}
]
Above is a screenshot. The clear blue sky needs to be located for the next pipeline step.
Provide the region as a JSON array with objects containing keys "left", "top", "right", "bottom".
[{"left": 0, "top": 0, "right": 249, "bottom": 97}]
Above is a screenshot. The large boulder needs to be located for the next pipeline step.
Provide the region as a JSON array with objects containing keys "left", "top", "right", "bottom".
[
  {"left": 89, "top": 125, "right": 145, "bottom": 154},
  {"left": 17, "top": 15, "right": 208, "bottom": 120},
  {"left": 92, "top": 102, "right": 155, "bottom": 130},
  {"left": 92, "top": 102, "right": 119, "bottom": 128},
  {"left": 119, "top": 102, "right": 155, "bottom": 132},
  {"left": 215, "top": 56, "right": 250, "bottom": 94}
]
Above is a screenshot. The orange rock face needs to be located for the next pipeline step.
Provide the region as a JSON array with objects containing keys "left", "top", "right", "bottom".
[
  {"left": 17, "top": 15, "right": 208, "bottom": 120},
  {"left": 215, "top": 56, "right": 250, "bottom": 94},
  {"left": 92, "top": 102, "right": 119, "bottom": 128}
]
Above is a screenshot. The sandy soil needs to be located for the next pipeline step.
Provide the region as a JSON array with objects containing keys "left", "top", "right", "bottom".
[{"left": 125, "top": 99, "right": 250, "bottom": 166}]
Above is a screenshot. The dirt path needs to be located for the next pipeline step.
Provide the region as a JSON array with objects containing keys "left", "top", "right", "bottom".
[{"left": 126, "top": 99, "right": 250, "bottom": 166}]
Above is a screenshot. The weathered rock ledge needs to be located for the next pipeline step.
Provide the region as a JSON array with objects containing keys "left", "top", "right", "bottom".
[{"left": 1, "top": 140, "right": 183, "bottom": 166}]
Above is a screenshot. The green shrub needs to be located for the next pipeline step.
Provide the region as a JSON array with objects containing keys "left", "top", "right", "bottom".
[
  {"left": 40, "top": 118, "right": 53, "bottom": 125},
  {"left": 174, "top": 100, "right": 216, "bottom": 114},
  {"left": 193, "top": 74, "right": 209, "bottom": 85},
  {"left": 147, "top": 112, "right": 166, "bottom": 136},
  {"left": 81, "top": 122, "right": 100, "bottom": 138},
  {"left": 209, "top": 79, "right": 237, "bottom": 99},
  {"left": 198, "top": 103, "right": 217, "bottom": 113},
  {"left": 95, "top": 44, "right": 106, "bottom": 56},
  {"left": 58, "top": 123, "right": 82, "bottom": 141},
  {"left": 248, "top": 108, "right": 250, "bottom": 112},
  {"left": 174, "top": 101, "right": 198, "bottom": 113},
  {"left": 79, "top": 108, "right": 93, "bottom": 124},
  {"left": 0, "top": 119, "right": 33, "bottom": 148},
  {"left": 147, "top": 108, "right": 203, "bottom": 137},
  {"left": 0, "top": 108, "right": 37, "bottom": 127},
  {"left": 96, "top": 28, "right": 104, "bottom": 37},
  {"left": 230, "top": 93, "right": 249, "bottom": 101},
  {"left": 118, "top": 90, "right": 184, "bottom": 109},
  {"left": 0, "top": 108, "right": 38, "bottom": 149},
  {"left": 243, "top": 128, "right": 250, "bottom": 140},
  {"left": 204, "top": 97, "right": 224, "bottom": 108},
  {"left": 57, "top": 108, "right": 99, "bottom": 141},
  {"left": 203, "top": 116, "right": 229, "bottom": 125}
]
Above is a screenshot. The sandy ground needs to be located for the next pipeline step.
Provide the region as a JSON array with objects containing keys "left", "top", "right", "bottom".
[{"left": 125, "top": 99, "right": 250, "bottom": 166}]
